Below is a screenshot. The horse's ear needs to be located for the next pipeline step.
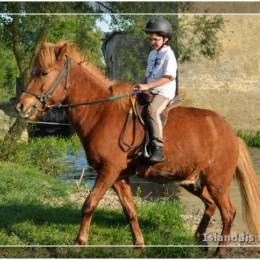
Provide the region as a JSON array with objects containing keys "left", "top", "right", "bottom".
[
  {"left": 41, "top": 41, "right": 48, "bottom": 48},
  {"left": 38, "top": 41, "right": 48, "bottom": 53},
  {"left": 54, "top": 43, "right": 67, "bottom": 61}
]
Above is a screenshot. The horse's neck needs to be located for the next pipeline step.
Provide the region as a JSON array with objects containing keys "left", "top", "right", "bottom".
[{"left": 66, "top": 64, "right": 111, "bottom": 137}]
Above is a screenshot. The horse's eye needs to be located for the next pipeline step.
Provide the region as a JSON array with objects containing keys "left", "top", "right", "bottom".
[
  {"left": 40, "top": 71, "right": 48, "bottom": 77},
  {"left": 32, "top": 68, "right": 48, "bottom": 77}
]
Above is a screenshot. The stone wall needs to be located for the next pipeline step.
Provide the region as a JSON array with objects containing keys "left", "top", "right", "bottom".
[
  {"left": 103, "top": 15, "right": 260, "bottom": 132},
  {"left": 0, "top": 106, "right": 16, "bottom": 140},
  {"left": 0, "top": 102, "right": 16, "bottom": 140},
  {"left": 102, "top": 32, "right": 125, "bottom": 79},
  {"left": 178, "top": 15, "right": 260, "bottom": 132},
  {"left": 102, "top": 32, "right": 148, "bottom": 82}
]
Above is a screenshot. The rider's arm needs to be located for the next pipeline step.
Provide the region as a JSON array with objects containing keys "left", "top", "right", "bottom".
[
  {"left": 134, "top": 75, "right": 173, "bottom": 91},
  {"left": 146, "top": 75, "right": 173, "bottom": 89}
]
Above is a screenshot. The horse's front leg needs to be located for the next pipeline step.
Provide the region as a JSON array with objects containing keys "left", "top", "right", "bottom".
[{"left": 75, "top": 166, "right": 120, "bottom": 245}]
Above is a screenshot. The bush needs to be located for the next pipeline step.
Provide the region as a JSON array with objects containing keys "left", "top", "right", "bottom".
[
  {"left": 237, "top": 130, "right": 260, "bottom": 148},
  {"left": 0, "top": 134, "right": 81, "bottom": 174}
]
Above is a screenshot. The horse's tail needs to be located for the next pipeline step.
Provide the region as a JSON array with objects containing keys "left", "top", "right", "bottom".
[{"left": 236, "top": 137, "right": 260, "bottom": 235}]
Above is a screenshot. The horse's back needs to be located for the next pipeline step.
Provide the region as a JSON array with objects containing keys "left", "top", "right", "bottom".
[{"left": 166, "top": 105, "right": 236, "bottom": 139}]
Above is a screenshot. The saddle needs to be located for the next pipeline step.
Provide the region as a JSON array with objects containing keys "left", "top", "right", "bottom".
[{"left": 134, "top": 93, "right": 182, "bottom": 158}]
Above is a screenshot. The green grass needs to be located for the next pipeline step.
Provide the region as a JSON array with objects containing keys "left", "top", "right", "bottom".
[
  {"left": 0, "top": 89, "right": 14, "bottom": 103},
  {"left": 237, "top": 130, "right": 260, "bottom": 148},
  {"left": 0, "top": 161, "right": 205, "bottom": 258},
  {"left": 0, "top": 134, "right": 81, "bottom": 174}
]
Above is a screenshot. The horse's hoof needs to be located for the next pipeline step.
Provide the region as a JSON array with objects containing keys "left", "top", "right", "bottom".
[
  {"left": 133, "top": 241, "right": 145, "bottom": 255},
  {"left": 195, "top": 235, "right": 209, "bottom": 252},
  {"left": 197, "top": 243, "right": 209, "bottom": 252},
  {"left": 134, "top": 235, "right": 145, "bottom": 248},
  {"left": 75, "top": 237, "right": 86, "bottom": 246},
  {"left": 215, "top": 247, "right": 227, "bottom": 258},
  {"left": 134, "top": 241, "right": 145, "bottom": 248}
]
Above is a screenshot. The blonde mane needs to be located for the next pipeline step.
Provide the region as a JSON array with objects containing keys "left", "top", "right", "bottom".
[
  {"left": 110, "top": 82, "right": 135, "bottom": 112},
  {"left": 36, "top": 40, "right": 134, "bottom": 111},
  {"left": 36, "top": 40, "right": 113, "bottom": 88}
]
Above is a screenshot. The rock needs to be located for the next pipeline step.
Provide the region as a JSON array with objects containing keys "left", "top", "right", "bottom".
[{"left": 0, "top": 99, "right": 28, "bottom": 142}]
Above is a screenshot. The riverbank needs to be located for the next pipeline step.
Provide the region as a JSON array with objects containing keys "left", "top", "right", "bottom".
[
  {"left": 0, "top": 134, "right": 80, "bottom": 174},
  {"left": 0, "top": 132, "right": 260, "bottom": 257},
  {"left": 0, "top": 161, "right": 204, "bottom": 258},
  {"left": 180, "top": 189, "right": 260, "bottom": 258},
  {"left": 1, "top": 130, "right": 259, "bottom": 176}
]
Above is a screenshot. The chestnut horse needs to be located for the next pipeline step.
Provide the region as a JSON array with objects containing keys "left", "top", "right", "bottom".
[{"left": 16, "top": 41, "right": 260, "bottom": 256}]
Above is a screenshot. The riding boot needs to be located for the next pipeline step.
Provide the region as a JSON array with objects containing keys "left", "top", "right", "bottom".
[{"left": 149, "top": 146, "right": 164, "bottom": 163}]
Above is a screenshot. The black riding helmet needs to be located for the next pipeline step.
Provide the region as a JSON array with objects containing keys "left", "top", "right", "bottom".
[{"left": 144, "top": 17, "right": 172, "bottom": 38}]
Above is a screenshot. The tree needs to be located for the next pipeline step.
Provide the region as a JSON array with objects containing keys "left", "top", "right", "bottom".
[
  {"left": 0, "top": 42, "right": 18, "bottom": 102},
  {"left": 0, "top": 2, "right": 105, "bottom": 141},
  {"left": 99, "top": 2, "right": 224, "bottom": 82},
  {"left": 0, "top": 2, "right": 103, "bottom": 91}
]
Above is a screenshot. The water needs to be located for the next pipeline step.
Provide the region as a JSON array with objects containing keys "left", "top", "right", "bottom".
[
  {"left": 57, "top": 148, "right": 172, "bottom": 196},
  {"left": 58, "top": 147, "right": 260, "bottom": 195},
  {"left": 58, "top": 147, "right": 260, "bottom": 233},
  {"left": 57, "top": 149, "right": 96, "bottom": 190},
  {"left": 57, "top": 147, "right": 182, "bottom": 198}
]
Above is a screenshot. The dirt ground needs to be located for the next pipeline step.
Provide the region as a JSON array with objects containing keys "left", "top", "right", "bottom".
[{"left": 180, "top": 190, "right": 260, "bottom": 258}]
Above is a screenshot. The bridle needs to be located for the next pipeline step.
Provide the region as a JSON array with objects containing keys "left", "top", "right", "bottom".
[
  {"left": 21, "top": 55, "right": 144, "bottom": 152},
  {"left": 23, "top": 55, "right": 140, "bottom": 111},
  {"left": 23, "top": 56, "right": 71, "bottom": 110}
]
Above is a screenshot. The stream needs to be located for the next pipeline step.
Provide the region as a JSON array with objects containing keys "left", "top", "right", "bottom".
[{"left": 57, "top": 147, "right": 260, "bottom": 234}]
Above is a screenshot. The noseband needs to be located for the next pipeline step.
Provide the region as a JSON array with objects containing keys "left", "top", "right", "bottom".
[{"left": 23, "top": 56, "right": 70, "bottom": 109}]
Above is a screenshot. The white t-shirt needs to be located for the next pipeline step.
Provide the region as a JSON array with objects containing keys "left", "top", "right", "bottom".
[{"left": 145, "top": 45, "right": 177, "bottom": 99}]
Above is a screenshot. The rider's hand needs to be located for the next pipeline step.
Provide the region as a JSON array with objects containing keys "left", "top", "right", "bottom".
[{"left": 133, "top": 84, "right": 149, "bottom": 91}]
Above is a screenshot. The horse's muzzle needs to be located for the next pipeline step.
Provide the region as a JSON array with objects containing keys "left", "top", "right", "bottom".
[{"left": 16, "top": 102, "right": 41, "bottom": 119}]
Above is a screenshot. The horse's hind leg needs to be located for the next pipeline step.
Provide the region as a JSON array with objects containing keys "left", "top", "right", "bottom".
[
  {"left": 181, "top": 185, "right": 217, "bottom": 246},
  {"left": 113, "top": 178, "right": 144, "bottom": 246},
  {"left": 195, "top": 188, "right": 217, "bottom": 243},
  {"left": 208, "top": 189, "right": 236, "bottom": 257}
]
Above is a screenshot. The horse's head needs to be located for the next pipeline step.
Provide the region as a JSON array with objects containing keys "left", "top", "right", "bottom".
[{"left": 16, "top": 42, "right": 70, "bottom": 120}]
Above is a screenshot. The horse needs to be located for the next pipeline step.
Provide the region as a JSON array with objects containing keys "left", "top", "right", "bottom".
[{"left": 16, "top": 41, "right": 260, "bottom": 256}]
